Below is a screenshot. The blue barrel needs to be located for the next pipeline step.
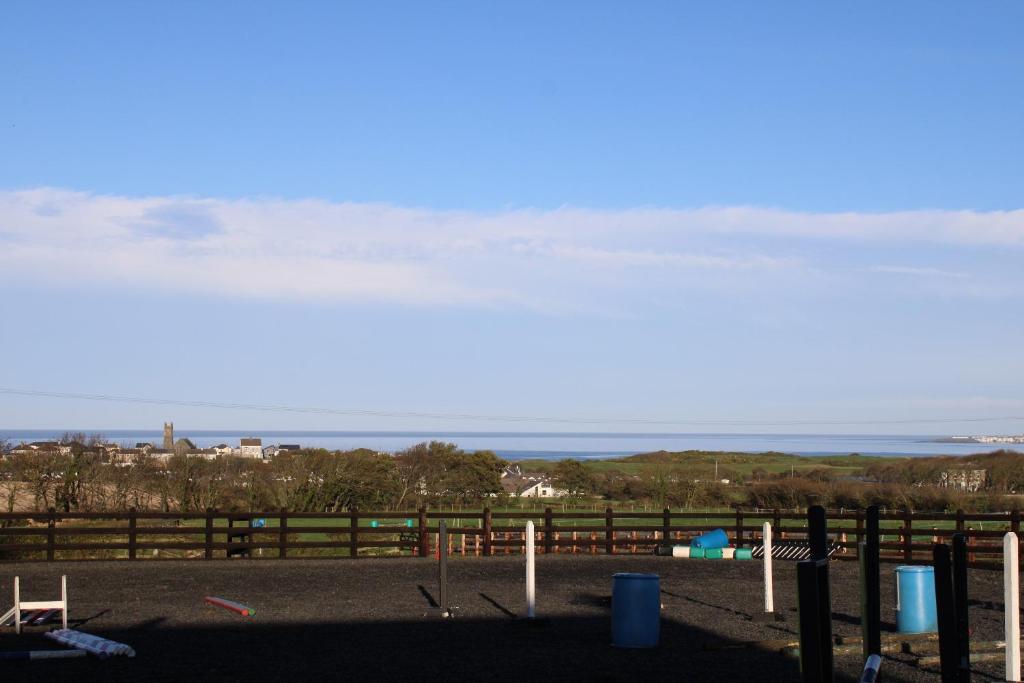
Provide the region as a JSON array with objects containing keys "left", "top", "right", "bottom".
[
  {"left": 612, "top": 573, "right": 660, "bottom": 648},
  {"left": 692, "top": 528, "right": 729, "bottom": 550},
  {"left": 895, "top": 566, "right": 937, "bottom": 633}
]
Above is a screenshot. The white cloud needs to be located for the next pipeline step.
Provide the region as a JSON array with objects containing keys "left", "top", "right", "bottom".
[
  {"left": 868, "top": 265, "right": 969, "bottom": 279},
  {"left": 0, "top": 188, "right": 1021, "bottom": 309}
]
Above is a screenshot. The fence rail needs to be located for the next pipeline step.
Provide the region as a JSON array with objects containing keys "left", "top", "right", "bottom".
[{"left": 0, "top": 507, "right": 1020, "bottom": 566}]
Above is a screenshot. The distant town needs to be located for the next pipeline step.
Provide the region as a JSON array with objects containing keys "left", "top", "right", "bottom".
[
  {"left": 7, "top": 422, "right": 300, "bottom": 464},
  {"left": 938, "top": 434, "right": 1024, "bottom": 445}
]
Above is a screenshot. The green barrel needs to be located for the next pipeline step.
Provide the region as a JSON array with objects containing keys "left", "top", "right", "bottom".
[
  {"left": 734, "top": 548, "right": 754, "bottom": 560},
  {"left": 704, "top": 548, "right": 724, "bottom": 559},
  {"left": 688, "top": 546, "right": 705, "bottom": 559}
]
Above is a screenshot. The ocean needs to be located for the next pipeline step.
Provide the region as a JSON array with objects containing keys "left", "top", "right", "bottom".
[{"left": 0, "top": 430, "right": 1011, "bottom": 460}]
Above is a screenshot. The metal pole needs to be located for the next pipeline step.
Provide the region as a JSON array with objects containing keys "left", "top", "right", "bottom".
[
  {"left": 526, "top": 520, "right": 536, "bottom": 618},
  {"left": 763, "top": 521, "right": 774, "bottom": 613},
  {"left": 1006, "top": 532, "right": 1020, "bottom": 682}
]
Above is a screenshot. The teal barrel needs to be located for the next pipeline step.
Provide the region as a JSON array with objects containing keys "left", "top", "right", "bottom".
[
  {"left": 611, "top": 573, "right": 660, "bottom": 648},
  {"left": 895, "top": 566, "right": 937, "bottom": 633},
  {"left": 692, "top": 528, "right": 729, "bottom": 550}
]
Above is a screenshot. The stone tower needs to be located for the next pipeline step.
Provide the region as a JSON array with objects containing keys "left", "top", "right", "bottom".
[{"left": 163, "top": 422, "right": 174, "bottom": 450}]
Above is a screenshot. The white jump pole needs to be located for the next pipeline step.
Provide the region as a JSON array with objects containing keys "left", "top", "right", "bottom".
[
  {"left": 1006, "top": 532, "right": 1021, "bottom": 682},
  {"left": 526, "top": 520, "right": 536, "bottom": 619},
  {"left": 764, "top": 521, "right": 774, "bottom": 614}
]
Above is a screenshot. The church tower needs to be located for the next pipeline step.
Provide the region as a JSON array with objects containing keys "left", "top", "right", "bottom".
[{"left": 163, "top": 422, "right": 174, "bottom": 449}]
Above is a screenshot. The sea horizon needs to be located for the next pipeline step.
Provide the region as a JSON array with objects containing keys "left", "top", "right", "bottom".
[{"left": 1, "top": 429, "right": 1013, "bottom": 460}]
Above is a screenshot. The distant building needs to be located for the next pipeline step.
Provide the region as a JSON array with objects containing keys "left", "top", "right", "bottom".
[
  {"left": 263, "top": 444, "right": 300, "bottom": 458},
  {"left": 211, "top": 444, "right": 235, "bottom": 456},
  {"left": 239, "top": 438, "right": 263, "bottom": 459},
  {"left": 500, "top": 475, "right": 568, "bottom": 498},
  {"left": 173, "top": 438, "right": 197, "bottom": 457},
  {"left": 163, "top": 422, "right": 174, "bottom": 450},
  {"left": 939, "top": 469, "right": 987, "bottom": 493}
]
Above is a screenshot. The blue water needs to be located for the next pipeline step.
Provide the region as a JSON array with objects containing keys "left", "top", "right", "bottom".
[{"left": 0, "top": 430, "right": 1011, "bottom": 460}]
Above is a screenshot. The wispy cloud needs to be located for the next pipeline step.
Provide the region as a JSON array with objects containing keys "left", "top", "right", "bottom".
[
  {"left": 0, "top": 188, "right": 1020, "bottom": 310},
  {"left": 868, "top": 265, "right": 969, "bottom": 279}
]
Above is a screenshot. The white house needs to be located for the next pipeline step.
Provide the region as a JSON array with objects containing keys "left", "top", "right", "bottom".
[{"left": 239, "top": 438, "right": 263, "bottom": 459}]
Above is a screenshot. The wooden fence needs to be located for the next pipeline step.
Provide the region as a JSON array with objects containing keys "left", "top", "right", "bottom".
[{"left": 0, "top": 507, "right": 1019, "bottom": 567}]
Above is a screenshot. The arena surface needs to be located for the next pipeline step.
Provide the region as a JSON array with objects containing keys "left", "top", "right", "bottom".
[{"left": 0, "top": 556, "right": 1013, "bottom": 681}]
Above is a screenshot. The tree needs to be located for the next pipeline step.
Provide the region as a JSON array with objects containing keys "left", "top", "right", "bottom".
[{"left": 552, "top": 459, "right": 596, "bottom": 501}]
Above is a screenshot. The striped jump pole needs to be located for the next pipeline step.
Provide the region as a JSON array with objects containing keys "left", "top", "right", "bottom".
[
  {"left": 859, "top": 654, "right": 882, "bottom": 683},
  {"left": 763, "top": 521, "right": 774, "bottom": 615},
  {"left": 1006, "top": 532, "right": 1020, "bottom": 682},
  {"left": 0, "top": 650, "right": 87, "bottom": 661}
]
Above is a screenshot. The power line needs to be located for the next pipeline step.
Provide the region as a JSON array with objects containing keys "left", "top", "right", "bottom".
[{"left": 1, "top": 387, "right": 1022, "bottom": 428}]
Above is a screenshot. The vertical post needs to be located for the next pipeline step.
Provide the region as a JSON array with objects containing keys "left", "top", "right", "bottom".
[
  {"left": 543, "top": 507, "right": 553, "bottom": 555},
  {"left": 934, "top": 543, "right": 959, "bottom": 683},
  {"left": 1013, "top": 509, "right": 1021, "bottom": 537},
  {"left": 204, "top": 507, "right": 214, "bottom": 560},
  {"left": 855, "top": 509, "right": 864, "bottom": 561},
  {"left": 525, "top": 520, "right": 536, "bottom": 619},
  {"left": 735, "top": 508, "right": 744, "bottom": 549},
  {"left": 797, "top": 558, "right": 833, "bottom": 683},
  {"left": 903, "top": 510, "right": 913, "bottom": 562},
  {"left": 955, "top": 509, "right": 965, "bottom": 534},
  {"left": 438, "top": 520, "right": 449, "bottom": 616},
  {"left": 808, "top": 505, "right": 827, "bottom": 561},
  {"left": 128, "top": 507, "right": 137, "bottom": 560},
  {"left": 861, "top": 505, "right": 882, "bottom": 661},
  {"left": 763, "top": 521, "right": 774, "bottom": 614},
  {"left": 60, "top": 575, "right": 68, "bottom": 630},
  {"left": 1006, "top": 532, "right": 1021, "bottom": 682},
  {"left": 418, "top": 507, "right": 429, "bottom": 558},
  {"left": 14, "top": 576, "right": 21, "bottom": 635},
  {"left": 662, "top": 508, "right": 671, "bottom": 548},
  {"left": 773, "top": 508, "right": 782, "bottom": 538},
  {"left": 605, "top": 507, "right": 614, "bottom": 555},
  {"left": 350, "top": 507, "right": 359, "bottom": 559},
  {"left": 482, "top": 507, "right": 492, "bottom": 557},
  {"left": 46, "top": 507, "right": 56, "bottom": 561},
  {"left": 951, "top": 534, "right": 970, "bottom": 683},
  {"left": 279, "top": 508, "right": 288, "bottom": 559}
]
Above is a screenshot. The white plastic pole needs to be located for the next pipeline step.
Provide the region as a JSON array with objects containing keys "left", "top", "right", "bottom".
[
  {"left": 526, "top": 520, "right": 536, "bottom": 618},
  {"left": 764, "top": 522, "right": 774, "bottom": 613},
  {"left": 1006, "top": 532, "right": 1021, "bottom": 682}
]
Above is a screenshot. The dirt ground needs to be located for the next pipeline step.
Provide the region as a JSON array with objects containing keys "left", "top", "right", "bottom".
[{"left": 0, "top": 556, "right": 1014, "bottom": 681}]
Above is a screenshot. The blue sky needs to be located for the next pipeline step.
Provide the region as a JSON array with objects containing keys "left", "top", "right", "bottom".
[{"left": 1, "top": 2, "right": 1022, "bottom": 434}]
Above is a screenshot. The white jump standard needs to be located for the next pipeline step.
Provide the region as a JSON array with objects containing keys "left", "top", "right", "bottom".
[{"left": 1, "top": 575, "right": 69, "bottom": 634}]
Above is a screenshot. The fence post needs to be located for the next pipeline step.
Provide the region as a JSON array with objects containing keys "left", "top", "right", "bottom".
[
  {"left": 1013, "top": 509, "right": 1021, "bottom": 537},
  {"left": 350, "top": 507, "right": 359, "bottom": 559},
  {"left": 903, "top": 510, "right": 913, "bottom": 562},
  {"left": 955, "top": 508, "right": 965, "bottom": 534},
  {"left": 128, "top": 507, "right": 137, "bottom": 560},
  {"left": 544, "top": 507, "right": 553, "bottom": 555},
  {"left": 860, "top": 505, "right": 881, "bottom": 661},
  {"left": 662, "top": 508, "right": 671, "bottom": 546},
  {"left": 605, "top": 507, "right": 614, "bottom": 555},
  {"left": 46, "top": 507, "right": 56, "bottom": 561},
  {"left": 934, "top": 543, "right": 959, "bottom": 683},
  {"left": 797, "top": 558, "right": 833, "bottom": 683},
  {"left": 855, "top": 509, "right": 864, "bottom": 561},
  {"left": 952, "top": 534, "right": 970, "bottom": 682},
  {"left": 418, "top": 507, "right": 429, "bottom": 557},
  {"left": 808, "top": 505, "right": 827, "bottom": 561},
  {"left": 773, "top": 508, "right": 782, "bottom": 539},
  {"left": 279, "top": 508, "right": 288, "bottom": 559},
  {"left": 482, "top": 507, "right": 492, "bottom": 557},
  {"left": 205, "top": 508, "right": 214, "bottom": 560},
  {"left": 735, "top": 507, "right": 744, "bottom": 549}
]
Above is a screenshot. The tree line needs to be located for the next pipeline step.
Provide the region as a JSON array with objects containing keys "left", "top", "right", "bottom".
[{"left": 2, "top": 438, "right": 1022, "bottom": 513}]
